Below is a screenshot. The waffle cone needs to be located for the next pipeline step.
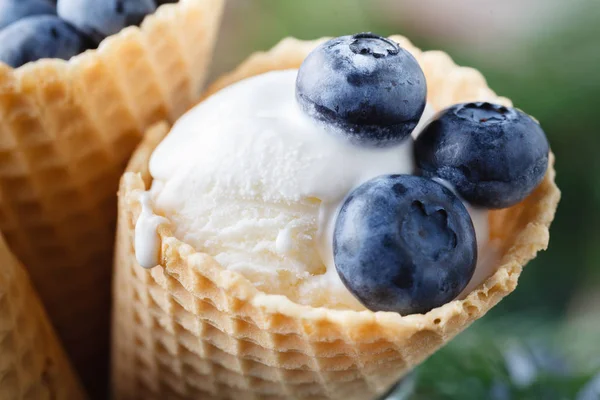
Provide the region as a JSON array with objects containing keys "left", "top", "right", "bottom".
[
  {"left": 0, "top": 232, "right": 86, "bottom": 399},
  {"left": 0, "top": 0, "right": 223, "bottom": 395},
  {"left": 112, "top": 37, "right": 560, "bottom": 399}
]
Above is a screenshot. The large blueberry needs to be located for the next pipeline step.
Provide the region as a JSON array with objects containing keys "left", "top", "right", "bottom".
[
  {"left": 0, "top": 0, "right": 56, "bottom": 30},
  {"left": 57, "top": 0, "right": 156, "bottom": 44},
  {"left": 415, "top": 102, "right": 549, "bottom": 209},
  {"left": 0, "top": 16, "right": 91, "bottom": 68},
  {"left": 334, "top": 175, "right": 477, "bottom": 315},
  {"left": 296, "top": 33, "right": 427, "bottom": 147}
]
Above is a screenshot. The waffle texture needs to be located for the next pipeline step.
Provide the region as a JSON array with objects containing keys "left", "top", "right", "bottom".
[
  {"left": 112, "top": 37, "right": 561, "bottom": 400},
  {"left": 0, "top": 232, "right": 86, "bottom": 400},
  {"left": 0, "top": 0, "right": 224, "bottom": 395}
]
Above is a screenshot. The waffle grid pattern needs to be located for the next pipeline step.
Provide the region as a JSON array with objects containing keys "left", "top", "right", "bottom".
[
  {"left": 0, "top": 234, "right": 85, "bottom": 399},
  {"left": 112, "top": 37, "right": 560, "bottom": 400},
  {"left": 0, "top": 0, "right": 223, "bottom": 395}
]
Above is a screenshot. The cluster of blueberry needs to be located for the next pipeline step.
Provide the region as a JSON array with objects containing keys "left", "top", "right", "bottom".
[
  {"left": 0, "top": 0, "right": 176, "bottom": 68},
  {"left": 296, "top": 33, "right": 549, "bottom": 315}
]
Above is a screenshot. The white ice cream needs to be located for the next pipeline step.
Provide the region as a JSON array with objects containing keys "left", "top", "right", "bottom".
[{"left": 135, "top": 69, "right": 492, "bottom": 310}]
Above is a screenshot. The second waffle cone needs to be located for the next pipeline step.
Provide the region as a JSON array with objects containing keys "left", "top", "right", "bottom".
[{"left": 0, "top": 0, "right": 224, "bottom": 395}]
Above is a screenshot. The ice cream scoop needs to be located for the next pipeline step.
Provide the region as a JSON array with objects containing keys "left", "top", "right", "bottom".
[{"left": 136, "top": 69, "right": 491, "bottom": 311}]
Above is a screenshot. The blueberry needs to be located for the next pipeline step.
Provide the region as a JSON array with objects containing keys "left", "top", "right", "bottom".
[
  {"left": 155, "top": 0, "right": 177, "bottom": 4},
  {"left": 296, "top": 32, "right": 427, "bottom": 147},
  {"left": 0, "top": 16, "right": 92, "bottom": 68},
  {"left": 414, "top": 102, "right": 549, "bottom": 209},
  {"left": 0, "top": 0, "right": 56, "bottom": 30},
  {"left": 334, "top": 175, "right": 477, "bottom": 315},
  {"left": 57, "top": 0, "right": 156, "bottom": 44}
]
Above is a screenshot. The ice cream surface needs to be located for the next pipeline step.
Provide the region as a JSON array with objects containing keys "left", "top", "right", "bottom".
[{"left": 135, "top": 69, "right": 492, "bottom": 311}]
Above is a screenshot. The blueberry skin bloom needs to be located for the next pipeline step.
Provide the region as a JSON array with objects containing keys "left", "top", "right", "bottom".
[
  {"left": 415, "top": 102, "right": 549, "bottom": 209},
  {"left": 334, "top": 175, "right": 477, "bottom": 315},
  {"left": 58, "top": 0, "right": 156, "bottom": 44},
  {"left": 0, "top": 16, "right": 91, "bottom": 68},
  {"left": 296, "top": 33, "right": 427, "bottom": 147},
  {"left": 0, "top": 0, "right": 56, "bottom": 30}
]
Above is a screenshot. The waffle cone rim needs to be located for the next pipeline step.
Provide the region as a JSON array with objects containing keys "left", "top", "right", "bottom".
[{"left": 1, "top": 0, "right": 222, "bottom": 86}]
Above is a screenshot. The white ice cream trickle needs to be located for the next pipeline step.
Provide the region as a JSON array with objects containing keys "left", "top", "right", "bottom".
[
  {"left": 134, "top": 69, "right": 491, "bottom": 310},
  {"left": 135, "top": 192, "right": 169, "bottom": 269}
]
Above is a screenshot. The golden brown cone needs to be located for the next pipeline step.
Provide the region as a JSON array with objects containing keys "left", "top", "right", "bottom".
[
  {"left": 0, "top": 232, "right": 87, "bottom": 400},
  {"left": 0, "top": 0, "right": 224, "bottom": 396},
  {"left": 112, "top": 36, "right": 560, "bottom": 399}
]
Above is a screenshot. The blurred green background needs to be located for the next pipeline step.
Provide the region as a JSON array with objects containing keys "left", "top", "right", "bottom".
[{"left": 210, "top": 1, "right": 599, "bottom": 398}]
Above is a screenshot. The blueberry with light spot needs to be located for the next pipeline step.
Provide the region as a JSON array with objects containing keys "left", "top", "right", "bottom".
[
  {"left": 415, "top": 102, "right": 549, "bottom": 209},
  {"left": 334, "top": 175, "right": 477, "bottom": 315},
  {"left": 58, "top": 0, "right": 156, "bottom": 44},
  {"left": 0, "top": 16, "right": 92, "bottom": 68},
  {"left": 296, "top": 32, "right": 427, "bottom": 147},
  {"left": 0, "top": 0, "right": 56, "bottom": 30}
]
